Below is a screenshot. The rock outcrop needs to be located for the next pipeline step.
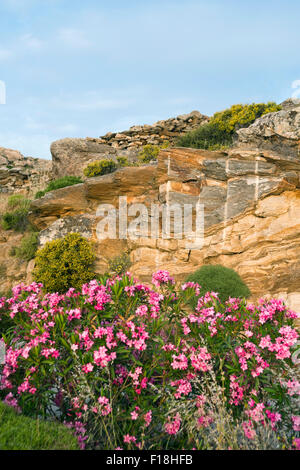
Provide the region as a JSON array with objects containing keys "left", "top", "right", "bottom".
[
  {"left": 51, "top": 111, "right": 209, "bottom": 178},
  {"left": 2, "top": 101, "right": 300, "bottom": 316},
  {"left": 236, "top": 98, "right": 300, "bottom": 162},
  {"left": 26, "top": 100, "right": 300, "bottom": 314},
  {"left": 0, "top": 147, "right": 51, "bottom": 195}
]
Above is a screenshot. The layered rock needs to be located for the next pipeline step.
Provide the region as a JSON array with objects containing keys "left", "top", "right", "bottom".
[
  {"left": 2, "top": 101, "right": 300, "bottom": 316},
  {"left": 27, "top": 100, "right": 300, "bottom": 310},
  {"left": 51, "top": 111, "right": 209, "bottom": 178},
  {"left": 0, "top": 147, "right": 51, "bottom": 195},
  {"left": 236, "top": 98, "right": 300, "bottom": 162}
]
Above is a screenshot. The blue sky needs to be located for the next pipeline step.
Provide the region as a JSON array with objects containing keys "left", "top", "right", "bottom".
[{"left": 0, "top": 0, "right": 299, "bottom": 159}]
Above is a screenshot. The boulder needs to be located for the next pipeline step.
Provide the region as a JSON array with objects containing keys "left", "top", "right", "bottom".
[{"left": 236, "top": 100, "right": 300, "bottom": 162}]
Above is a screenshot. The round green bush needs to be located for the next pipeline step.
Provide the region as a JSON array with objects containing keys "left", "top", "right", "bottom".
[
  {"left": 185, "top": 264, "right": 251, "bottom": 306},
  {"left": 83, "top": 159, "right": 117, "bottom": 178},
  {"left": 0, "top": 402, "right": 79, "bottom": 450},
  {"left": 33, "top": 233, "right": 95, "bottom": 293}
]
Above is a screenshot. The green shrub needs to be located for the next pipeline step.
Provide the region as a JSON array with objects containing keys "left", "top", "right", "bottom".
[
  {"left": 1, "top": 210, "right": 29, "bottom": 232},
  {"left": 138, "top": 141, "right": 170, "bottom": 163},
  {"left": 12, "top": 232, "right": 39, "bottom": 261},
  {"left": 83, "top": 159, "right": 117, "bottom": 178},
  {"left": 33, "top": 233, "right": 95, "bottom": 293},
  {"left": 35, "top": 190, "right": 47, "bottom": 199},
  {"left": 0, "top": 402, "right": 79, "bottom": 450},
  {"left": 108, "top": 252, "right": 131, "bottom": 276},
  {"left": 116, "top": 156, "right": 129, "bottom": 167},
  {"left": 1, "top": 195, "right": 32, "bottom": 232},
  {"left": 138, "top": 144, "right": 160, "bottom": 163},
  {"left": 7, "top": 194, "right": 30, "bottom": 210},
  {"left": 178, "top": 121, "right": 232, "bottom": 150},
  {"left": 178, "top": 102, "right": 281, "bottom": 150},
  {"left": 185, "top": 264, "right": 251, "bottom": 306},
  {"left": 35, "top": 176, "right": 83, "bottom": 199}
]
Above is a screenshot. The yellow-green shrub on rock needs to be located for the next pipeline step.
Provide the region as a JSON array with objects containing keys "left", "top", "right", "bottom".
[
  {"left": 83, "top": 159, "right": 117, "bottom": 178},
  {"left": 33, "top": 233, "right": 95, "bottom": 293},
  {"left": 138, "top": 141, "right": 170, "bottom": 163},
  {"left": 178, "top": 102, "right": 282, "bottom": 150}
]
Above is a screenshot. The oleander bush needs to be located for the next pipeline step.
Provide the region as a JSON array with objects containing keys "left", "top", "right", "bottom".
[
  {"left": 0, "top": 271, "right": 299, "bottom": 450},
  {"left": 0, "top": 401, "right": 79, "bottom": 450},
  {"left": 35, "top": 176, "right": 83, "bottom": 199},
  {"left": 83, "top": 159, "right": 117, "bottom": 178},
  {"left": 33, "top": 233, "right": 95, "bottom": 293},
  {"left": 178, "top": 102, "right": 281, "bottom": 150},
  {"left": 186, "top": 265, "right": 251, "bottom": 306}
]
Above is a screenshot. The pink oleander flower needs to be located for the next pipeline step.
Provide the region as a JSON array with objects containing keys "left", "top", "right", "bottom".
[
  {"left": 152, "top": 270, "right": 175, "bottom": 288},
  {"left": 82, "top": 363, "right": 94, "bottom": 373},
  {"left": 242, "top": 420, "right": 256, "bottom": 440},
  {"left": 293, "top": 438, "right": 300, "bottom": 450},
  {"left": 131, "top": 411, "right": 139, "bottom": 420},
  {"left": 165, "top": 413, "right": 181, "bottom": 435},
  {"left": 171, "top": 353, "right": 188, "bottom": 370},
  {"left": 171, "top": 379, "right": 192, "bottom": 399},
  {"left": 144, "top": 410, "right": 152, "bottom": 427},
  {"left": 181, "top": 282, "right": 201, "bottom": 296},
  {"left": 98, "top": 396, "right": 112, "bottom": 416},
  {"left": 135, "top": 304, "right": 148, "bottom": 317},
  {"left": 190, "top": 348, "right": 211, "bottom": 372},
  {"left": 123, "top": 434, "right": 136, "bottom": 444},
  {"left": 229, "top": 375, "right": 244, "bottom": 406},
  {"left": 292, "top": 415, "right": 300, "bottom": 432}
]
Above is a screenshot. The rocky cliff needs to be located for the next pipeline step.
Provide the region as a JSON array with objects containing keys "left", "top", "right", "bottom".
[
  {"left": 1, "top": 100, "right": 300, "bottom": 315},
  {"left": 51, "top": 111, "right": 209, "bottom": 178},
  {"left": 25, "top": 99, "right": 300, "bottom": 313}
]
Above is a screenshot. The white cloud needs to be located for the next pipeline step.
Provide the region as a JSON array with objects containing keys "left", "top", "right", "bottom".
[
  {"left": 0, "top": 48, "right": 12, "bottom": 61},
  {"left": 58, "top": 28, "right": 92, "bottom": 49},
  {"left": 52, "top": 91, "right": 135, "bottom": 111},
  {"left": 21, "top": 34, "right": 44, "bottom": 51},
  {"left": 57, "top": 123, "right": 78, "bottom": 133}
]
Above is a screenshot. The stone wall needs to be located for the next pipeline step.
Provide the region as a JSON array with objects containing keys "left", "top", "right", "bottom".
[
  {"left": 51, "top": 111, "right": 209, "bottom": 178},
  {"left": 0, "top": 147, "right": 51, "bottom": 195}
]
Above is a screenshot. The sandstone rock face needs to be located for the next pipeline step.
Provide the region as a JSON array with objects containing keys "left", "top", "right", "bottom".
[
  {"left": 51, "top": 111, "right": 209, "bottom": 179},
  {"left": 27, "top": 101, "right": 300, "bottom": 308},
  {"left": 51, "top": 138, "right": 117, "bottom": 179},
  {"left": 0, "top": 147, "right": 51, "bottom": 195},
  {"left": 2, "top": 102, "right": 300, "bottom": 314}
]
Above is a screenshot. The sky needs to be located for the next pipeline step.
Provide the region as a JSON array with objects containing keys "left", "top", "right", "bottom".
[{"left": 0, "top": 0, "right": 299, "bottom": 159}]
